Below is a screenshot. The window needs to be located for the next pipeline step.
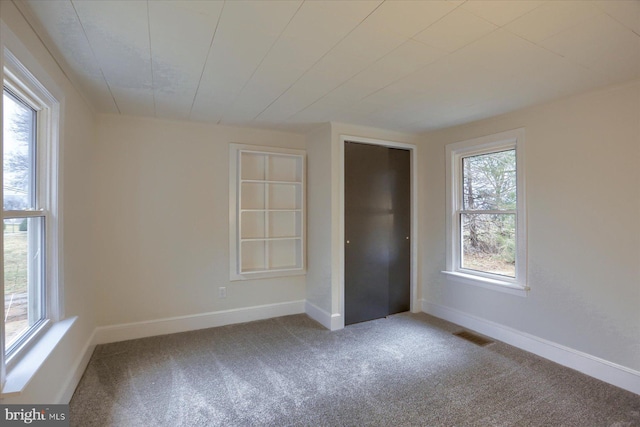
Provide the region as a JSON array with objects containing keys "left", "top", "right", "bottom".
[
  {"left": 229, "top": 144, "right": 306, "bottom": 281},
  {"left": 2, "top": 50, "right": 60, "bottom": 370},
  {"left": 444, "top": 129, "right": 527, "bottom": 295}
]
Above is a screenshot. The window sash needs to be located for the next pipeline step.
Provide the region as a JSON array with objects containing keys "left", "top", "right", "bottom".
[
  {"left": 457, "top": 211, "right": 517, "bottom": 279},
  {"left": 3, "top": 214, "right": 47, "bottom": 360},
  {"left": 455, "top": 148, "right": 518, "bottom": 281},
  {"left": 458, "top": 209, "right": 516, "bottom": 215},
  {"left": 3, "top": 88, "right": 38, "bottom": 212},
  {"left": 3, "top": 81, "right": 46, "bottom": 360}
]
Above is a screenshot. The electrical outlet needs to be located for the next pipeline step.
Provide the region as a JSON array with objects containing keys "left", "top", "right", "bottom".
[{"left": 218, "top": 287, "right": 227, "bottom": 299}]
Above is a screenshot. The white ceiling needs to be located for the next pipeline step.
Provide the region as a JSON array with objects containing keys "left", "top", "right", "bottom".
[{"left": 16, "top": 0, "right": 640, "bottom": 134}]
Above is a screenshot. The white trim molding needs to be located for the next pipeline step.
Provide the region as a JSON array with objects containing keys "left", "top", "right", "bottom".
[
  {"left": 59, "top": 300, "right": 309, "bottom": 403},
  {"left": 60, "top": 301, "right": 319, "bottom": 402},
  {"left": 305, "top": 301, "right": 342, "bottom": 331},
  {"left": 442, "top": 271, "right": 528, "bottom": 297},
  {"left": 422, "top": 300, "right": 640, "bottom": 395},
  {"left": 93, "top": 300, "right": 305, "bottom": 345},
  {"left": 304, "top": 301, "right": 331, "bottom": 330},
  {"left": 56, "top": 328, "right": 96, "bottom": 404},
  {"left": 1, "top": 317, "right": 76, "bottom": 398}
]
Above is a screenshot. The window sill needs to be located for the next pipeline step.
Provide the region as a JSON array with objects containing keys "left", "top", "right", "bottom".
[
  {"left": 441, "top": 271, "right": 529, "bottom": 297},
  {"left": 1, "top": 316, "right": 76, "bottom": 397},
  {"left": 231, "top": 268, "right": 306, "bottom": 281}
]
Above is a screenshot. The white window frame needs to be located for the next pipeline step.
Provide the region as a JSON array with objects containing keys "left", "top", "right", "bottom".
[
  {"left": 443, "top": 128, "right": 528, "bottom": 297},
  {"left": 1, "top": 46, "right": 62, "bottom": 390}
]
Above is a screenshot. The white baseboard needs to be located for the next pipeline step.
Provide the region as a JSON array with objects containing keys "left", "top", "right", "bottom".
[
  {"left": 93, "top": 300, "right": 305, "bottom": 345},
  {"left": 422, "top": 300, "right": 640, "bottom": 396},
  {"left": 55, "top": 301, "right": 305, "bottom": 403},
  {"left": 56, "top": 328, "right": 96, "bottom": 404},
  {"left": 305, "top": 301, "right": 332, "bottom": 329},
  {"left": 330, "top": 313, "right": 343, "bottom": 331},
  {"left": 304, "top": 301, "right": 343, "bottom": 330}
]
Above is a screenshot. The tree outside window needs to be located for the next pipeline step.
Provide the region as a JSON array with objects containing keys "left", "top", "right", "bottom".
[{"left": 461, "top": 149, "right": 516, "bottom": 277}]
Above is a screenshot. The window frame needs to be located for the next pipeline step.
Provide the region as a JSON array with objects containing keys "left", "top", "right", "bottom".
[
  {"left": 1, "top": 48, "right": 62, "bottom": 374},
  {"left": 444, "top": 128, "right": 528, "bottom": 296}
]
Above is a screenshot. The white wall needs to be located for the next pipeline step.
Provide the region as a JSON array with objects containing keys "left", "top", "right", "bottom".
[
  {"left": 1, "top": 1, "right": 97, "bottom": 404},
  {"left": 420, "top": 80, "right": 640, "bottom": 373},
  {"left": 305, "top": 123, "right": 333, "bottom": 316},
  {"left": 93, "top": 115, "right": 306, "bottom": 327}
]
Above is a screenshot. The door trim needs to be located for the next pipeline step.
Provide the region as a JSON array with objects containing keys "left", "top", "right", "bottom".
[{"left": 338, "top": 135, "right": 418, "bottom": 330}]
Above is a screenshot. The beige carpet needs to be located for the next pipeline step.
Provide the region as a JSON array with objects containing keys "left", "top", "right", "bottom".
[{"left": 70, "top": 313, "right": 640, "bottom": 426}]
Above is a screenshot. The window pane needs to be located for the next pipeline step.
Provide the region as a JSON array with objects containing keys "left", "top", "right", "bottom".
[
  {"left": 462, "top": 149, "right": 516, "bottom": 211},
  {"left": 4, "top": 217, "right": 45, "bottom": 350},
  {"left": 461, "top": 213, "right": 515, "bottom": 277},
  {"left": 3, "top": 90, "right": 36, "bottom": 210}
]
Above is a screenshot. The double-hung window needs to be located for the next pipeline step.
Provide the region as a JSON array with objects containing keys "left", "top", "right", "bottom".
[
  {"left": 444, "top": 129, "right": 527, "bottom": 295},
  {"left": 2, "top": 49, "right": 60, "bottom": 376}
]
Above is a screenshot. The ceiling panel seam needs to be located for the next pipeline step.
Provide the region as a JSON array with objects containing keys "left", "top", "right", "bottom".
[
  {"left": 216, "top": 0, "right": 305, "bottom": 125},
  {"left": 499, "top": 10, "right": 631, "bottom": 82},
  {"left": 188, "top": 0, "right": 226, "bottom": 119},
  {"left": 249, "top": 0, "right": 386, "bottom": 123},
  {"left": 284, "top": 0, "right": 467, "bottom": 123},
  {"left": 146, "top": 0, "right": 157, "bottom": 117},
  {"left": 69, "top": 0, "right": 121, "bottom": 114},
  {"left": 595, "top": 5, "right": 640, "bottom": 37},
  {"left": 10, "top": 0, "right": 99, "bottom": 114},
  {"left": 19, "top": 0, "right": 640, "bottom": 134},
  {"left": 462, "top": 0, "right": 545, "bottom": 28},
  {"left": 408, "top": 3, "right": 498, "bottom": 53}
]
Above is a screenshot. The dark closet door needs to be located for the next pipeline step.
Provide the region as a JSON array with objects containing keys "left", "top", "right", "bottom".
[
  {"left": 388, "top": 147, "right": 411, "bottom": 315},
  {"left": 344, "top": 142, "right": 410, "bottom": 325}
]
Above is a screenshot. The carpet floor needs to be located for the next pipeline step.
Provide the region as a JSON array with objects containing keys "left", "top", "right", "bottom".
[{"left": 70, "top": 313, "right": 640, "bottom": 426}]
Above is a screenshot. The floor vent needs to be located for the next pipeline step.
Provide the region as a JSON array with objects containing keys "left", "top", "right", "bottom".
[{"left": 453, "top": 330, "right": 494, "bottom": 347}]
